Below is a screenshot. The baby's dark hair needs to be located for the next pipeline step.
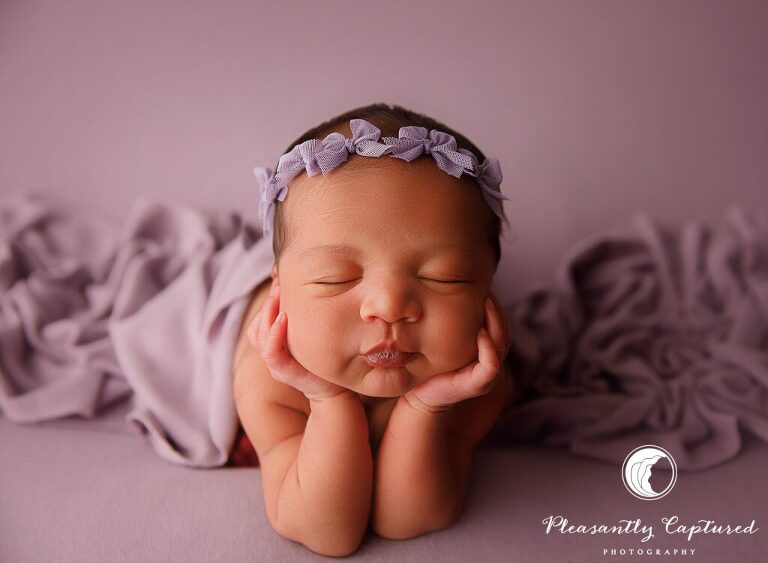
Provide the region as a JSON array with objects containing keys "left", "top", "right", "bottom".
[{"left": 271, "top": 103, "right": 504, "bottom": 268}]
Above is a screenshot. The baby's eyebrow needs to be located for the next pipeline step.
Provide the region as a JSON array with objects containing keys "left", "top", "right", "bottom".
[
  {"left": 299, "top": 244, "right": 360, "bottom": 259},
  {"left": 298, "top": 243, "right": 477, "bottom": 259}
]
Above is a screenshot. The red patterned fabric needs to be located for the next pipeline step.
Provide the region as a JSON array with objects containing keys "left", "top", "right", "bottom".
[{"left": 227, "top": 424, "right": 260, "bottom": 468}]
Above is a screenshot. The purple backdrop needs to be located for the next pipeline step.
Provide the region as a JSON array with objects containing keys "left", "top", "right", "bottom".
[
  {"left": 1, "top": 0, "right": 765, "bottom": 296},
  {"left": 1, "top": 2, "right": 767, "bottom": 561}
]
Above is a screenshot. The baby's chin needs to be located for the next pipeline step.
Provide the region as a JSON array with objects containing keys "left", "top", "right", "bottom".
[
  {"left": 344, "top": 365, "right": 414, "bottom": 397},
  {"left": 311, "top": 352, "right": 473, "bottom": 397},
  {"left": 310, "top": 364, "right": 424, "bottom": 399},
  {"left": 353, "top": 359, "right": 453, "bottom": 398}
]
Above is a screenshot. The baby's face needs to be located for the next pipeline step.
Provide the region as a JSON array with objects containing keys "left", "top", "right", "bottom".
[{"left": 274, "top": 156, "right": 497, "bottom": 398}]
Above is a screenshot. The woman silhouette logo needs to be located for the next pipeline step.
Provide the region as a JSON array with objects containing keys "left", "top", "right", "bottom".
[{"left": 621, "top": 445, "right": 678, "bottom": 500}]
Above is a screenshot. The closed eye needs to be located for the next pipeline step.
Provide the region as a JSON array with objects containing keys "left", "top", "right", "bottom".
[
  {"left": 421, "top": 278, "right": 469, "bottom": 284},
  {"left": 314, "top": 280, "right": 357, "bottom": 286},
  {"left": 314, "top": 278, "right": 468, "bottom": 285}
]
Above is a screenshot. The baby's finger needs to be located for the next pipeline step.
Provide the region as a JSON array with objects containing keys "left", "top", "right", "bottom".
[
  {"left": 484, "top": 297, "right": 508, "bottom": 359},
  {"left": 473, "top": 329, "right": 501, "bottom": 393},
  {"left": 489, "top": 292, "right": 513, "bottom": 360},
  {"left": 490, "top": 292, "right": 510, "bottom": 337},
  {"left": 462, "top": 328, "right": 501, "bottom": 397},
  {"left": 258, "top": 311, "right": 297, "bottom": 379},
  {"left": 256, "top": 287, "right": 280, "bottom": 349},
  {"left": 246, "top": 311, "right": 262, "bottom": 350},
  {"left": 260, "top": 309, "right": 288, "bottom": 366}
]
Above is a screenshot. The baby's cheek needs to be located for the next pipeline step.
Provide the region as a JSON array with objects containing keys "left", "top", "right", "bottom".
[
  {"left": 284, "top": 309, "right": 349, "bottom": 379},
  {"left": 284, "top": 311, "right": 324, "bottom": 369},
  {"left": 426, "top": 312, "right": 482, "bottom": 371}
]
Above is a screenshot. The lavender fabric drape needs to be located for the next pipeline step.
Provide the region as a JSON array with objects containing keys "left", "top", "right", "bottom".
[
  {"left": 0, "top": 193, "right": 275, "bottom": 467},
  {"left": 2, "top": 192, "right": 766, "bottom": 470},
  {"left": 492, "top": 206, "right": 768, "bottom": 470}
]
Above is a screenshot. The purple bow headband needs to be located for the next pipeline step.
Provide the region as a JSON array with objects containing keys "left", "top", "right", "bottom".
[{"left": 254, "top": 118, "right": 509, "bottom": 236}]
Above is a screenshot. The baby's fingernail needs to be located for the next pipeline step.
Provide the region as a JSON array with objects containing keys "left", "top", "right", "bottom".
[
  {"left": 485, "top": 297, "right": 493, "bottom": 309},
  {"left": 275, "top": 311, "right": 285, "bottom": 323}
]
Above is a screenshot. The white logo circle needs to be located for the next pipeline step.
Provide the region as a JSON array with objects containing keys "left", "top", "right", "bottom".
[{"left": 621, "top": 445, "right": 677, "bottom": 500}]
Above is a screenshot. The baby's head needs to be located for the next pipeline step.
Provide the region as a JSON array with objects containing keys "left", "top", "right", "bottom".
[{"left": 258, "top": 103, "right": 509, "bottom": 398}]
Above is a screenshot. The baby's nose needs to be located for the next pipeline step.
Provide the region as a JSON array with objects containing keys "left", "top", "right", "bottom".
[{"left": 359, "top": 285, "right": 420, "bottom": 325}]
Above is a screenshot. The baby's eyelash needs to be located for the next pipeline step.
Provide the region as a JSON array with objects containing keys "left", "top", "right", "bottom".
[
  {"left": 315, "top": 280, "right": 354, "bottom": 286},
  {"left": 422, "top": 278, "right": 468, "bottom": 284},
  {"left": 314, "top": 278, "right": 468, "bottom": 286}
]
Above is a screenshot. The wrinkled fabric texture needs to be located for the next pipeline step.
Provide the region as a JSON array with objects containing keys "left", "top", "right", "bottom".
[
  {"left": 0, "top": 193, "right": 275, "bottom": 468},
  {"left": 2, "top": 192, "right": 767, "bottom": 471},
  {"left": 491, "top": 206, "right": 768, "bottom": 470}
]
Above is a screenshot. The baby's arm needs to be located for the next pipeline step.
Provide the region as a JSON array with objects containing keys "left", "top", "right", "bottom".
[
  {"left": 371, "top": 294, "right": 513, "bottom": 539},
  {"left": 371, "top": 398, "right": 467, "bottom": 538},
  {"left": 371, "top": 366, "right": 513, "bottom": 539},
  {"left": 233, "top": 287, "right": 373, "bottom": 557}
]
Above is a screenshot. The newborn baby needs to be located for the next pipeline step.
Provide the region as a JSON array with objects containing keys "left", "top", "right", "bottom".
[{"left": 231, "top": 105, "right": 514, "bottom": 556}]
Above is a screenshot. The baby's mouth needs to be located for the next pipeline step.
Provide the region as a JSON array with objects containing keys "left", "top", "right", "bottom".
[{"left": 363, "top": 350, "right": 416, "bottom": 368}]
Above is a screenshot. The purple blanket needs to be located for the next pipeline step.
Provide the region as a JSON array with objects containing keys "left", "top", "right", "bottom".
[
  {"left": 493, "top": 206, "right": 768, "bottom": 470},
  {"left": 2, "top": 193, "right": 766, "bottom": 470},
  {"left": 0, "top": 193, "right": 274, "bottom": 467}
]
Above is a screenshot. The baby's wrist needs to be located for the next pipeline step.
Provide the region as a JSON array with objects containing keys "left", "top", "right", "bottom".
[
  {"left": 308, "top": 388, "right": 360, "bottom": 406},
  {"left": 402, "top": 392, "right": 454, "bottom": 417}
]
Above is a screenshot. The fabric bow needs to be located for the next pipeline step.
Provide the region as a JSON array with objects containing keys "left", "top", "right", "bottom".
[
  {"left": 255, "top": 118, "right": 509, "bottom": 236},
  {"left": 474, "top": 157, "right": 510, "bottom": 227},
  {"left": 383, "top": 127, "right": 476, "bottom": 178},
  {"left": 254, "top": 165, "right": 286, "bottom": 236},
  {"left": 319, "top": 119, "right": 392, "bottom": 171},
  {"left": 275, "top": 119, "right": 392, "bottom": 185}
]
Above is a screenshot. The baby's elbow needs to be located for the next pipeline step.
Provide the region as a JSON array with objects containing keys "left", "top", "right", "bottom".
[
  {"left": 373, "top": 521, "right": 449, "bottom": 541},
  {"left": 296, "top": 528, "right": 366, "bottom": 557},
  {"left": 273, "top": 517, "right": 366, "bottom": 557},
  {"left": 373, "top": 508, "right": 459, "bottom": 541},
  {"left": 308, "top": 535, "right": 365, "bottom": 558}
]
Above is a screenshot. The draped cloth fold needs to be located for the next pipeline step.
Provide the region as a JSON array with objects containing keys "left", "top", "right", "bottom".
[
  {"left": 2, "top": 192, "right": 766, "bottom": 471},
  {"left": 491, "top": 206, "right": 768, "bottom": 470},
  {"left": 0, "top": 193, "right": 275, "bottom": 468}
]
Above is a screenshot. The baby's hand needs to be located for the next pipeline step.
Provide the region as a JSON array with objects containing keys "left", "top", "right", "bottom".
[
  {"left": 403, "top": 292, "right": 511, "bottom": 414},
  {"left": 247, "top": 282, "right": 349, "bottom": 402}
]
